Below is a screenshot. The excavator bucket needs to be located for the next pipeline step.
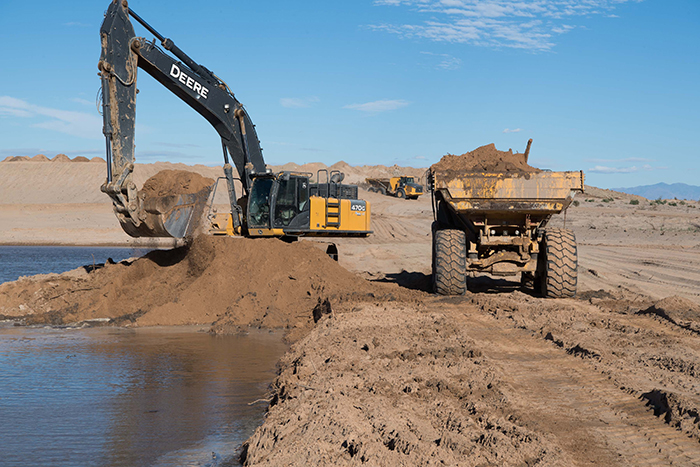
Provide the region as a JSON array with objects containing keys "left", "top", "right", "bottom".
[{"left": 117, "top": 186, "right": 212, "bottom": 239}]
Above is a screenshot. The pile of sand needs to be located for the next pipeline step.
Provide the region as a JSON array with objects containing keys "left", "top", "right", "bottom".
[
  {"left": 2, "top": 154, "right": 103, "bottom": 163},
  {"left": 2, "top": 156, "right": 29, "bottom": 162},
  {"left": 51, "top": 154, "right": 71, "bottom": 162},
  {"left": 141, "top": 170, "right": 214, "bottom": 197},
  {"left": 432, "top": 143, "right": 541, "bottom": 175},
  {"left": 0, "top": 236, "right": 384, "bottom": 330}
]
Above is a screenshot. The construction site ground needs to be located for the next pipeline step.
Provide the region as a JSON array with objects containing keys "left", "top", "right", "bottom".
[{"left": 1, "top": 161, "right": 700, "bottom": 465}]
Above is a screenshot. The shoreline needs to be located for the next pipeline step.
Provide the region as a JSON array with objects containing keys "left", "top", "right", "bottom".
[{"left": 0, "top": 241, "right": 172, "bottom": 247}]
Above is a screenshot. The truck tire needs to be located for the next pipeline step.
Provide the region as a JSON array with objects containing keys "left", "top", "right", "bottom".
[
  {"left": 433, "top": 229, "right": 467, "bottom": 295},
  {"left": 539, "top": 229, "right": 578, "bottom": 298},
  {"left": 396, "top": 188, "right": 406, "bottom": 199},
  {"left": 379, "top": 186, "right": 386, "bottom": 195}
]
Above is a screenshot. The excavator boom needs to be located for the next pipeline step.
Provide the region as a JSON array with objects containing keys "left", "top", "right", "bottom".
[{"left": 98, "top": 0, "right": 264, "bottom": 238}]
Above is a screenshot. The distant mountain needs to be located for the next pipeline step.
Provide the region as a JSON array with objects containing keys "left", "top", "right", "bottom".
[{"left": 612, "top": 182, "right": 700, "bottom": 201}]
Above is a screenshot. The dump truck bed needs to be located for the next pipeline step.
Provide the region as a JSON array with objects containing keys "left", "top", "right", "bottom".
[
  {"left": 432, "top": 170, "right": 584, "bottom": 216},
  {"left": 366, "top": 178, "right": 391, "bottom": 187}
]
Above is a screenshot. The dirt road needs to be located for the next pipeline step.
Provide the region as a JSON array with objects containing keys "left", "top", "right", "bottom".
[{"left": 242, "top": 296, "right": 700, "bottom": 465}]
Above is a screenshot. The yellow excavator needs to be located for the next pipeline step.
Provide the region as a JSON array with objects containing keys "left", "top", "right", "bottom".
[{"left": 98, "top": 0, "right": 370, "bottom": 240}]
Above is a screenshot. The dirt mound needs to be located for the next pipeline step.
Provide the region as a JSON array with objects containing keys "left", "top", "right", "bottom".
[
  {"left": 141, "top": 170, "right": 214, "bottom": 196},
  {"left": 71, "top": 156, "right": 91, "bottom": 162},
  {"left": 640, "top": 295, "right": 700, "bottom": 332},
  {"left": 51, "top": 154, "right": 71, "bottom": 162},
  {"left": 432, "top": 143, "right": 541, "bottom": 175},
  {"left": 241, "top": 304, "right": 568, "bottom": 466},
  {"left": 2, "top": 156, "right": 29, "bottom": 162},
  {"left": 90, "top": 157, "right": 106, "bottom": 163},
  {"left": 0, "top": 236, "right": 385, "bottom": 330},
  {"left": 31, "top": 154, "right": 50, "bottom": 162}
]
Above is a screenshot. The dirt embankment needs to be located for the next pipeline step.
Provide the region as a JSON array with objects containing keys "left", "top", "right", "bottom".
[
  {"left": 241, "top": 303, "right": 570, "bottom": 466},
  {"left": 0, "top": 235, "right": 414, "bottom": 334},
  {"left": 431, "top": 143, "right": 542, "bottom": 176}
]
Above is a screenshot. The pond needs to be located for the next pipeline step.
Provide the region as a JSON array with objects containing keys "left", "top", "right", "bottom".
[{"left": 0, "top": 324, "right": 286, "bottom": 466}]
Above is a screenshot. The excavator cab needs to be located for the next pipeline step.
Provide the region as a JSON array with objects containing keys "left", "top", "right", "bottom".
[
  {"left": 247, "top": 172, "right": 310, "bottom": 235},
  {"left": 245, "top": 171, "right": 370, "bottom": 237},
  {"left": 210, "top": 171, "right": 371, "bottom": 237}
]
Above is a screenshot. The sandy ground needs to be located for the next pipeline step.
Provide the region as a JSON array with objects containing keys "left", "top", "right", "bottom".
[{"left": 2, "top": 160, "right": 700, "bottom": 464}]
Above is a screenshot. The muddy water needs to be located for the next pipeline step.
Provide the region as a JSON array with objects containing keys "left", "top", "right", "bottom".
[
  {"left": 0, "top": 325, "right": 287, "bottom": 466},
  {"left": 0, "top": 246, "right": 155, "bottom": 284}
]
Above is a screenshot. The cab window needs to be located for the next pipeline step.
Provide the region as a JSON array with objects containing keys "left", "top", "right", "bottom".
[
  {"left": 248, "top": 178, "right": 273, "bottom": 228},
  {"left": 274, "top": 176, "right": 309, "bottom": 227}
]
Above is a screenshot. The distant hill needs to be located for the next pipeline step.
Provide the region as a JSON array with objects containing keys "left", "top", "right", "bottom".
[{"left": 612, "top": 182, "right": 700, "bottom": 201}]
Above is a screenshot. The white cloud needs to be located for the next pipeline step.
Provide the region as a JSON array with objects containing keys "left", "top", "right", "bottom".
[
  {"left": 0, "top": 106, "right": 33, "bottom": 118},
  {"left": 503, "top": 128, "right": 522, "bottom": 133},
  {"left": 344, "top": 99, "right": 411, "bottom": 113},
  {"left": 280, "top": 97, "right": 320, "bottom": 108},
  {"left": 589, "top": 164, "right": 666, "bottom": 174},
  {"left": 586, "top": 157, "right": 653, "bottom": 163},
  {"left": 71, "top": 97, "right": 94, "bottom": 106},
  {"left": 0, "top": 96, "right": 102, "bottom": 139},
  {"left": 589, "top": 165, "right": 639, "bottom": 174},
  {"left": 420, "top": 51, "right": 462, "bottom": 69},
  {"left": 371, "top": 0, "right": 642, "bottom": 51}
]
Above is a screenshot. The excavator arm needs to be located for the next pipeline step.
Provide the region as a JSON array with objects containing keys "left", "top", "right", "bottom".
[{"left": 98, "top": 0, "right": 265, "bottom": 237}]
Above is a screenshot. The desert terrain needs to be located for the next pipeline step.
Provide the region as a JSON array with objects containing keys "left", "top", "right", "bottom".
[{"left": 1, "top": 156, "right": 700, "bottom": 465}]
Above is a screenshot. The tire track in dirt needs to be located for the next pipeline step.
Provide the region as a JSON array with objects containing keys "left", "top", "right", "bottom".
[
  {"left": 449, "top": 304, "right": 700, "bottom": 465},
  {"left": 465, "top": 289, "right": 700, "bottom": 443},
  {"left": 579, "top": 245, "right": 700, "bottom": 301}
]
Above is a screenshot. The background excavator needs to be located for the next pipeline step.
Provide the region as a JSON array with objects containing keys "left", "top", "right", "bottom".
[{"left": 98, "top": 0, "right": 371, "bottom": 240}]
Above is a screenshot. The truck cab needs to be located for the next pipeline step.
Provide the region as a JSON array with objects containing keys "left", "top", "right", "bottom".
[{"left": 391, "top": 176, "right": 423, "bottom": 199}]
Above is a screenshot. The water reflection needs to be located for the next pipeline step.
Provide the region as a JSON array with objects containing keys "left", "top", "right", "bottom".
[{"left": 0, "top": 325, "right": 286, "bottom": 467}]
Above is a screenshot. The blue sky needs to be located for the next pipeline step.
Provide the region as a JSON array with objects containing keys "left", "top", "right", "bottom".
[{"left": 0, "top": 0, "right": 698, "bottom": 188}]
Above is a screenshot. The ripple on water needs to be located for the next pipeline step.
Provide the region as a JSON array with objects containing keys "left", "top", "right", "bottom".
[{"left": 0, "top": 325, "right": 286, "bottom": 467}]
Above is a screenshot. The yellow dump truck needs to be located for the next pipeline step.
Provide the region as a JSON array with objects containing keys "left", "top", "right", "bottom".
[
  {"left": 366, "top": 176, "right": 423, "bottom": 199},
  {"left": 428, "top": 168, "right": 584, "bottom": 297}
]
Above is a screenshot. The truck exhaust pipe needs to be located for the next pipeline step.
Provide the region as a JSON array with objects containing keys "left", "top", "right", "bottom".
[{"left": 523, "top": 138, "right": 533, "bottom": 164}]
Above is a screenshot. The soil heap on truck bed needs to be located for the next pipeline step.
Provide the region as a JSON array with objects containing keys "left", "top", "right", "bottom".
[{"left": 432, "top": 143, "right": 542, "bottom": 177}]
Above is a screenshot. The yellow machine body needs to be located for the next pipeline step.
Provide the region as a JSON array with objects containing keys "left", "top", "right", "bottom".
[
  {"left": 366, "top": 176, "right": 423, "bottom": 199},
  {"left": 308, "top": 196, "right": 371, "bottom": 234},
  {"left": 389, "top": 177, "right": 423, "bottom": 197},
  {"left": 209, "top": 171, "right": 372, "bottom": 238}
]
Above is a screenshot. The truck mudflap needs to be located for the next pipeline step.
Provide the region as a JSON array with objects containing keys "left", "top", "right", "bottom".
[{"left": 116, "top": 186, "right": 212, "bottom": 238}]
